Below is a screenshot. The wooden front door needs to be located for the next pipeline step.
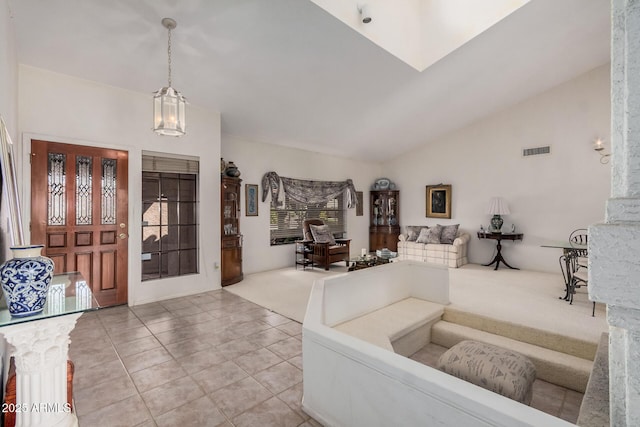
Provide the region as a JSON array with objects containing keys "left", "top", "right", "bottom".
[{"left": 30, "top": 140, "right": 128, "bottom": 307}]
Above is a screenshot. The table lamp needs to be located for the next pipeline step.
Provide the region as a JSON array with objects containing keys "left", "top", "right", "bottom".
[{"left": 487, "top": 197, "right": 510, "bottom": 233}]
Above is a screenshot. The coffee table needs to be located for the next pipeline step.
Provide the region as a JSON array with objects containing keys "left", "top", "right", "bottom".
[{"left": 348, "top": 255, "right": 391, "bottom": 271}]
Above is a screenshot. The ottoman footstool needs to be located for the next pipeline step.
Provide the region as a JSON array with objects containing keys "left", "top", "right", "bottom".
[{"left": 436, "top": 340, "right": 537, "bottom": 405}]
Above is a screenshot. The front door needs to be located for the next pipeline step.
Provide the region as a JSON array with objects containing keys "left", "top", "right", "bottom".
[{"left": 30, "top": 140, "right": 129, "bottom": 307}]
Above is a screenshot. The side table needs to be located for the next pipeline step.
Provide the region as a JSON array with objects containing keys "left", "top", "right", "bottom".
[
  {"left": 477, "top": 232, "right": 523, "bottom": 270},
  {"left": 295, "top": 240, "right": 314, "bottom": 270}
]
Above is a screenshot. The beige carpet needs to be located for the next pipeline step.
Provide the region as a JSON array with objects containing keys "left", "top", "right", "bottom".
[
  {"left": 224, "top": 265, "right": 347, "bottom": 322},
  {"left": 225, "top": 263, "right": 608, "bottom": 344}
]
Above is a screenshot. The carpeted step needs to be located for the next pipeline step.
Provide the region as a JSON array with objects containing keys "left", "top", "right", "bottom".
[
  {"left": 443, "top": 307, "right": 597, "bottom": 360},
  {"left": 431, "top": 320, "right": 592, "bottom": 393}
]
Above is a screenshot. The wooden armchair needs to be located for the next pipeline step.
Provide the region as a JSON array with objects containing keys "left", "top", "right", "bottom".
[{"left": 302, "top": 219, "right": 351, "bottom": 270}]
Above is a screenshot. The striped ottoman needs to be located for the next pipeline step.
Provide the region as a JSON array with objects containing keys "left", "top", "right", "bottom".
[{"left": 437, "top": 340, "right": 537, "bottom": 405}]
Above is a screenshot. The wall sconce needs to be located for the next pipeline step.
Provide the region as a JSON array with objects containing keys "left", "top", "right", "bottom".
[
  {"left": 358, "top": 4, "right": 372, "bottom": 23},
  {"left": 593, "top": 138, "right": 610, "bottom": 164}
]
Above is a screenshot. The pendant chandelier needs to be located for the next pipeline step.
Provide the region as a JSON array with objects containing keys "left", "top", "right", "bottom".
[{"left": 153, "top": 18, "right": 186, "bottom": 136}]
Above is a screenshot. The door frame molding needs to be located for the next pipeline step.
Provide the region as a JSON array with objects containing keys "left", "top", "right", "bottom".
[{"left": 22, "top": 132, "right": 132, "bottom": 304}]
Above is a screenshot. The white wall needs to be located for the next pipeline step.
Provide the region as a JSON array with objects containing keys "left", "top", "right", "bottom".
[
  {"left": 18, "top": 65, "right": 221, "bottom": 305},
  {"left": 0, "top": 0, "right": 18, "bottom": 263},
  {"left": 0, "top": 0, "right": 16, "bottom": 391},
  {"left": 383, "top": 64, "right": 611, "bottom": 273},
  {"left": 311, "top": 0, "right": 423, "bottom": 70},
  {"left": 221, "top": 134, "right": 380, "bottom": 274},
  {"left": 0, "top": 0, "right": 16, "bottom": 139}
]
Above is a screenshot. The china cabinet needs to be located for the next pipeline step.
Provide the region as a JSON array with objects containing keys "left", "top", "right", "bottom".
[
  {"left": 369, "top": 190, "right": 400, "bottom": 252},
  {"left": 221, "top": 177, "right": 243, "bottom": 286}
]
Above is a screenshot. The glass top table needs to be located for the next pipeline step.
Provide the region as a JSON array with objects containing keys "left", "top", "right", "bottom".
[
  {"left": 0, "top": 271, "right": 100, "bottom": 327},
  {"left": 540, "top": 241, "right": 587, "bottom": 251}
]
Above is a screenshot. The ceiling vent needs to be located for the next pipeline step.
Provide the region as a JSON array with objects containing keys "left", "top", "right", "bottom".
[{"left": 522, "top": 146, "right": 551, "bottom": 157}]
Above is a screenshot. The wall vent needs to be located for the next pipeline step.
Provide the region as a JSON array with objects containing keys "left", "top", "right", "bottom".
[{"left": 522, "top": 146, "right": 551, "bottom": 157}]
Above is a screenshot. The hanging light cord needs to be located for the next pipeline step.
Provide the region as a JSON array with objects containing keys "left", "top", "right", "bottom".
[{"left": 167, "top": 26, "right": 172, "bottom": 87}]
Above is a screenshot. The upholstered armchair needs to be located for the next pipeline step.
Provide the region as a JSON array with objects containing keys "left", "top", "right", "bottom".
[{"left": 302, "top": 219, "right": 351, "bottom": 270}]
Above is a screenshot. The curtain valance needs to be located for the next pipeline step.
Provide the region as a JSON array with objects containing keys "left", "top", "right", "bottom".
[{"left": 261, "top": 171, "right": 357, "bottom": 208}]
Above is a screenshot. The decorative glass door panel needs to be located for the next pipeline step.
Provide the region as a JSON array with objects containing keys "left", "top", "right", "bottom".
[
  {"left": 75, "top": 155, "right": 92, "bottom": 225},
  {"left": 47, "top": 153, "right": 66, "bottom": 226},
  {"left": 101, "top": 158, "right": 117, "bottom": 225}
]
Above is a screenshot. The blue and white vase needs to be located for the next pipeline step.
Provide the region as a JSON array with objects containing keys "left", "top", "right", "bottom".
[{"left": 0, "top": 245, "right": 54, "bottom": 317}]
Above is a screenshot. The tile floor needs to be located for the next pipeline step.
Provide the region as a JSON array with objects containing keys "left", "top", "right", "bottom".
[
  {"left": 70, "top": 290, "right": 318, "bottom": 427},
  {"left": 70, "top": 289, "right": 582, "bottom": 426}
]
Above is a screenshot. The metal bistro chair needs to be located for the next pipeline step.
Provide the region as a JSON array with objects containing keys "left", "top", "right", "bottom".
[{"left": 568, "top": 229, "right": 595, "bottom": 316}]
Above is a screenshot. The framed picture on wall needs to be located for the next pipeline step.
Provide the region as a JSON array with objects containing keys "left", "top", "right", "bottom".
[
  {"left": 356, "top": 191, "right": 363, "bottom": 216},
  {"left": 426, "top": 184, "right": 451, "bottom": 218},
  {"left": 245, "top": 184, "right": 259, "bottom": 216}
]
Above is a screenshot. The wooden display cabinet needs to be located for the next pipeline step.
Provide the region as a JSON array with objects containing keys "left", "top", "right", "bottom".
[
  {"left": 221, "top": 176, "right": 243, "bottom": 286},
  {"left": 369, "top": 190, "right": 400, "bottom": 252}
]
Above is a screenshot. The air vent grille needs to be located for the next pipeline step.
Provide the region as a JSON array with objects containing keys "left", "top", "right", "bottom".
[{"left": 522, "top": 146, "right": 551, "bottom": 157}]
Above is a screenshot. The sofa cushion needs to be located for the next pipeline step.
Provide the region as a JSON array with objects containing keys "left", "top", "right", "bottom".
[
  {"left": 310, "top": 224, "right": 336, "bottom": 245},
  {"left": 406, "top": 226, "right": 426, "bottom": 242},
  {"left": 417, "top": 225, "right": 442, "bottom": 244},
  {"left": 437, "top": 340, "right": 537, "bottom": 405},
  {"left": 439, "top": 224, "right": 460, "bottom": 244},
  {"left": 426, "top": 243, "right": 457, "bottom": 253}
]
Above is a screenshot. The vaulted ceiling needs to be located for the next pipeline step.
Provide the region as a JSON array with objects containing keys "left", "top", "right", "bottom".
[{"left": 9, "top": 0, "right": 610, "bottom": 162}]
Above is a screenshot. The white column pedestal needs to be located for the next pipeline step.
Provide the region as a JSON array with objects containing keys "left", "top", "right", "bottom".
[{"left": 1, "top": 313, "right": 81, "bottom": 427}]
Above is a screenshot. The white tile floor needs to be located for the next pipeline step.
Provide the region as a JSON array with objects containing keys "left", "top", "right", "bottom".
[{"left": 70, "top": 290, "right": 318, "bottom": 427}]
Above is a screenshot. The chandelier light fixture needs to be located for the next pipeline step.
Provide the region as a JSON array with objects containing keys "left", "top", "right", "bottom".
[{"left": 153, "top": 17, "right": 186, "bottom": 136}]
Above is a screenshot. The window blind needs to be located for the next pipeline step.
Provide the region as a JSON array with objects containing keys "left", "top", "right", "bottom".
[
  {"left": 142, "top": 155, "right": 199, "bottom": 174},
  {"left": 270, "top": 194, "right": 345, "bottom": 244}
]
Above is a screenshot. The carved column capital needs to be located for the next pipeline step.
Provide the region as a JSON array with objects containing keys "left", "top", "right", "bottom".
[
  {"left": 2, "top": 314, "right": 77, "bottom": 373},
  {"left": 0, "top": 313, "right": 81, "bottom": 427}
]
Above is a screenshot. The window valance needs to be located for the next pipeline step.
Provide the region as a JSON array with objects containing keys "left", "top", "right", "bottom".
[{"left": 261, "top": 171, "right": 358, "bottom": 208}]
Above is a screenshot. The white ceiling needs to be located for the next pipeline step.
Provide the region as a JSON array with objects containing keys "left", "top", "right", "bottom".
[{"left": 8, "top": 0, "right": 610, "bottom": 163}]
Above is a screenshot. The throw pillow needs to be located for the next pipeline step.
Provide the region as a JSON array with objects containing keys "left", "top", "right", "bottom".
[
  {"left": 406, "top": 226, "right": 426, "bottom": 242},
  {"left": 310, "top": 224, "right": 336, "bottom": 245},
  {"left": 416, "top": 225, "right": 443, "bottom": 244},
  {"left": 439, "top": 224, "right": 460, "bottom": 244}
]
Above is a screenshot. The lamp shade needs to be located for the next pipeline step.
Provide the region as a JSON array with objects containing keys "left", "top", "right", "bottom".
[{"left": 487, "top": 197, "right": 510, "bottom": 215}]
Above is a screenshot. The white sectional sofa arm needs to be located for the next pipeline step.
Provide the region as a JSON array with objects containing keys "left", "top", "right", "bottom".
[{"left": 398, "top": 234, "right": 408, "bottom": 242}]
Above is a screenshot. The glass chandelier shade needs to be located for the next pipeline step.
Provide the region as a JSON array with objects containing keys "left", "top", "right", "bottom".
[
  {"left": 153, "top": 86, "right": 186, "bottom": 136},
  {"left": 153, "top": 18, "right": 186, "bottom": 137}
]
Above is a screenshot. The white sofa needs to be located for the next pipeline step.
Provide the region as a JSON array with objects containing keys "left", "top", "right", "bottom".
[{"left": 397, "top": 232, "right": 470, "bottom": 267}]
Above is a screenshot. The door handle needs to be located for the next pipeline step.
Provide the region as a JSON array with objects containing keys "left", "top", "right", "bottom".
[{"left": 119, "top": 233, "right": 128, "bottom": 240}]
